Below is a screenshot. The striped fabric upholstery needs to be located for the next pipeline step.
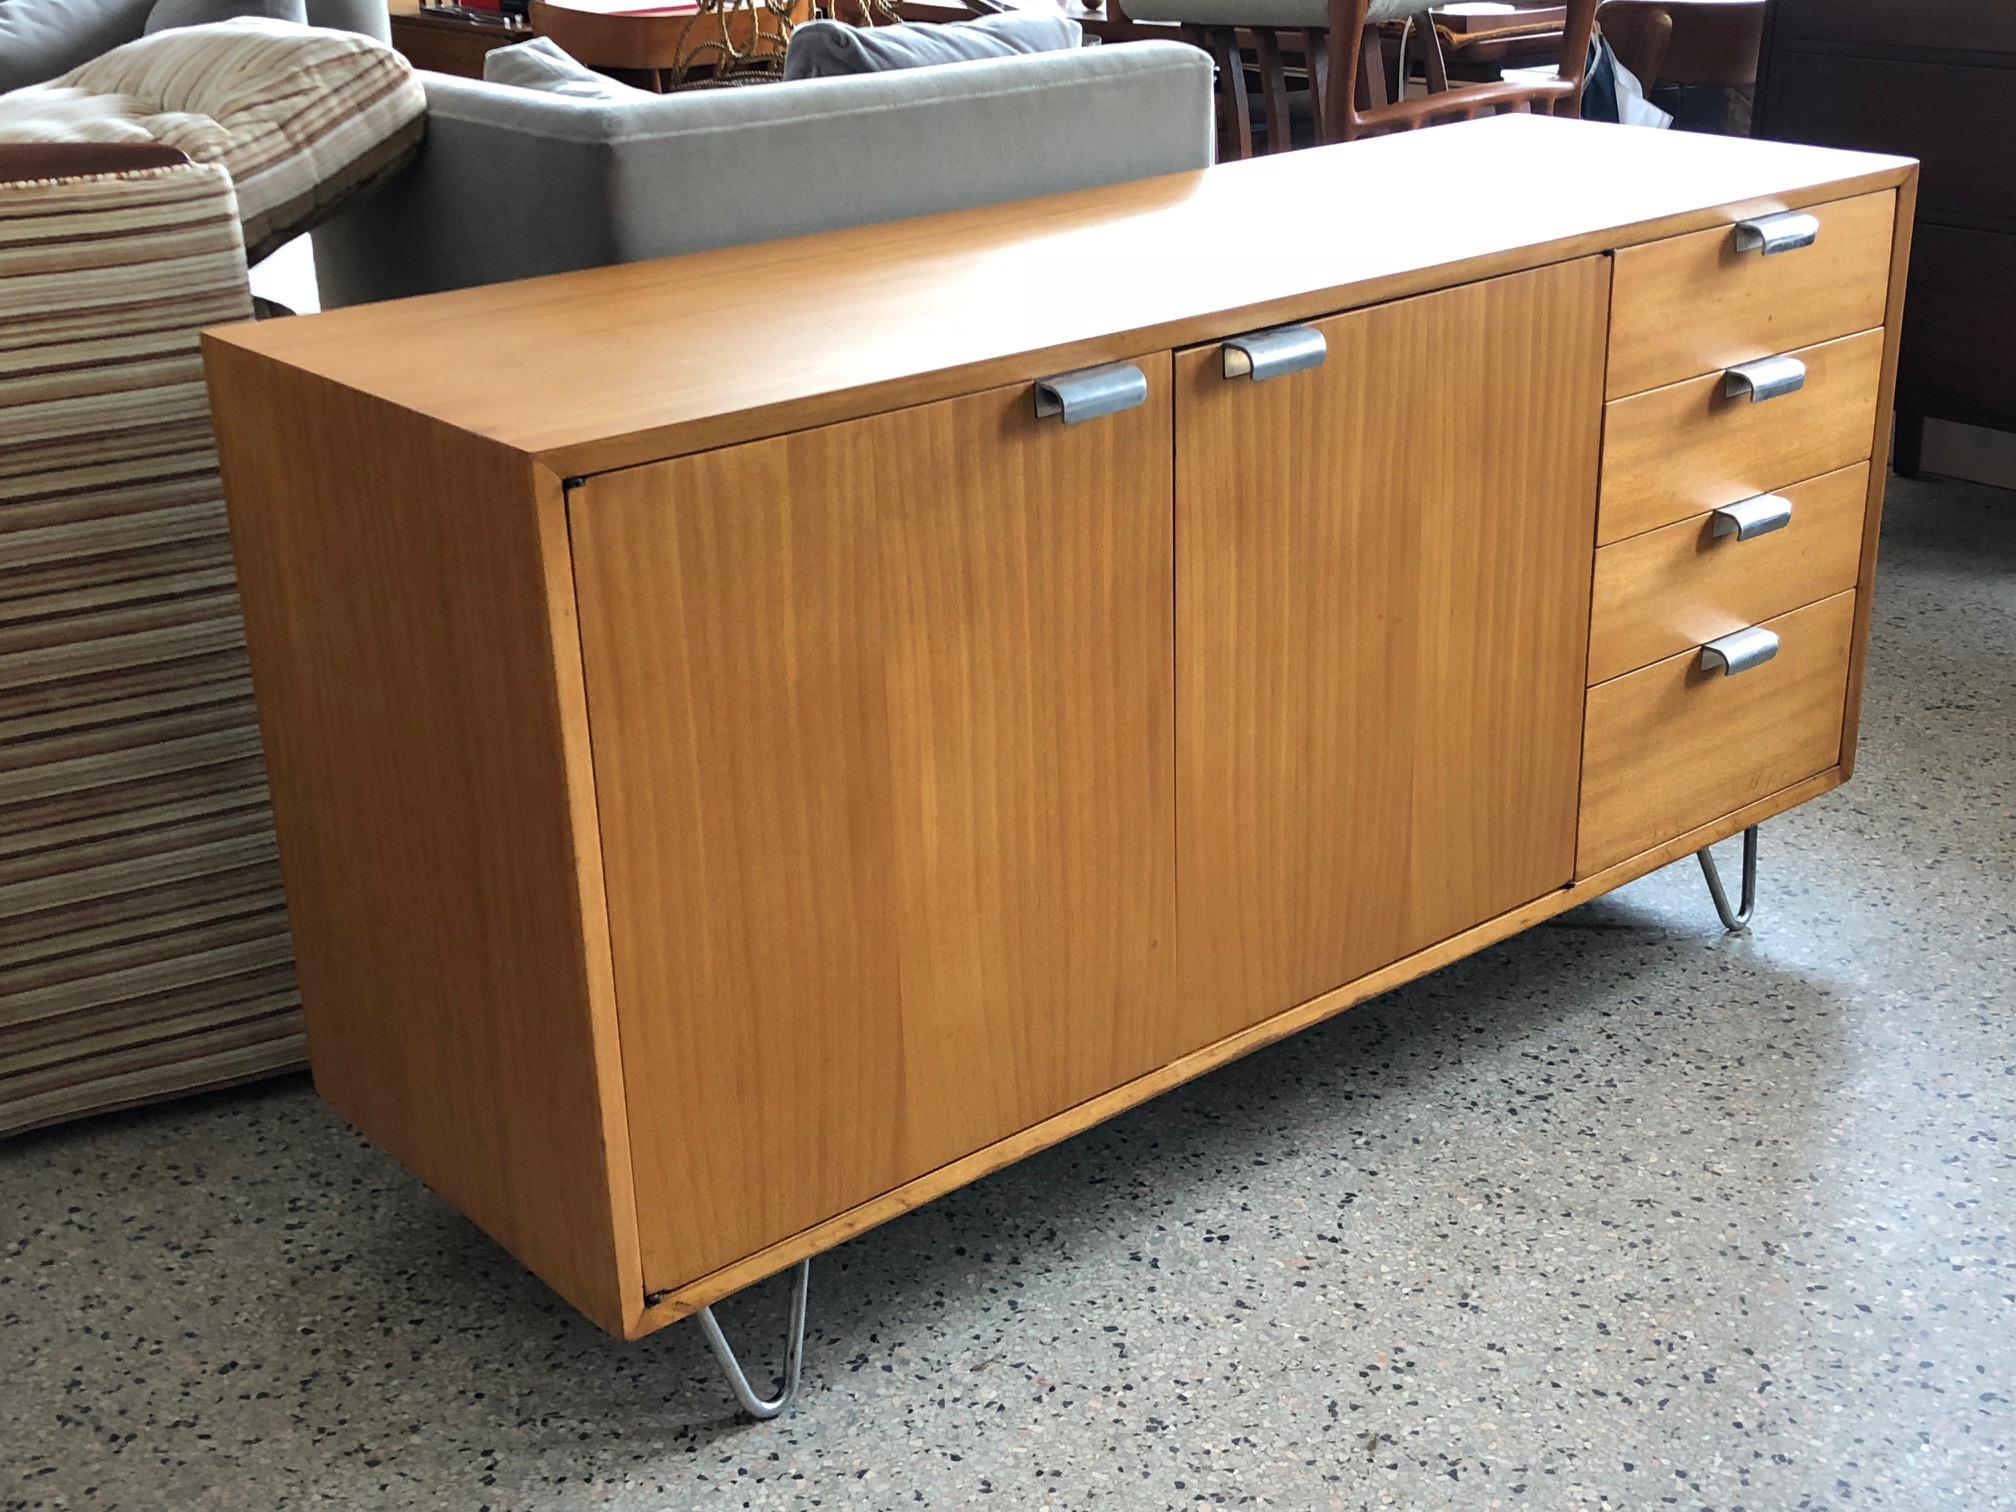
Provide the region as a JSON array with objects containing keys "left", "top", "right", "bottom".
[
  {"left": 39, "top": 18, "right": 425, "bottom": 262},
  {"left": 0, "top": 158, "right": 303, "bottom": 1135}
]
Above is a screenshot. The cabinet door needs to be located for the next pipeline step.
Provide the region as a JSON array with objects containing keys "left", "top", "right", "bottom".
[
  {"left": 1176, "top": 259, "right": 1607, "bottom": 1024},
  {"left": 571, "top": 361, "right": 1182, "bottom": 1293}
]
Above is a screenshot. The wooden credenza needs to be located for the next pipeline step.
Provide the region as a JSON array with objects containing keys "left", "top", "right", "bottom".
[{"left": 203, "top": 116, "right": 1914, "bottom": 1343}]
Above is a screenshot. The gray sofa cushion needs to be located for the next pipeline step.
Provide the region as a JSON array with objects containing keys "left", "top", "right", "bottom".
[
  {"left": 147, "top": 0, "right": 308, "bottom": 33},
  {"left": 315, "top": 39, "right": 1216, "bottom": 308},
  {"left": 483, "top": 36, "right": 653, "bottom": 101},
  {"left": 0, "top": 0, "right": 157, "bottom": 91},
  {"left": 783, "top": 14, "right": 1081, "bottom": 82}
]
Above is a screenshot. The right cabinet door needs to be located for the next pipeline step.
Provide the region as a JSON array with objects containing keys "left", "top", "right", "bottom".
[{"left": 1176, "top": 258, "right": 1608, "bottom": 1024}]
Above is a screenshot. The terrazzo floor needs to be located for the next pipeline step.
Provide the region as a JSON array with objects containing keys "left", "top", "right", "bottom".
[{"left": 5, "top": 474, "right": 2012, "bottom": 1512}]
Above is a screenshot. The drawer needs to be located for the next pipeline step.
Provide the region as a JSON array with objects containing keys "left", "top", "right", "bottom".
[
  {"left": 1577, "top": 590, "right": 1856, "bottom": 878},
  {"left": 1770, "top": 0, "right": 2016, "bottom": 57},
  {"left": 1587, "top": 462, "right": 1868, "bottom": 685},
  {"left": 1608, "top": 191, "right": 1893, "bottom": 399},
  {"left": 1598, "top": 327, "right": 1882, "bottom": 546}
]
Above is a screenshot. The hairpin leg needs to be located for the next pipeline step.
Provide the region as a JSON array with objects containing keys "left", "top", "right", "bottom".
[
  {"left": 1695, "top": 824, "right": 1759, "bottom": 932},
  {"left": 692, "top": 1259, "right": 810, "bottom": 1420}
]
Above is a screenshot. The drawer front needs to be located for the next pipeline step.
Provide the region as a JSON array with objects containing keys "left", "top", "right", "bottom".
[
  {"left": 1587, "top": 462, "right": 1868, "bottom": 685},
  {"left": 1608, "top": 191, "right": 1893, "bottom": 399},
  {"left": 1770, "top": 0, "right": 2016, "bottom": 58},
  {"left": 1598, "top": 327, "right": 1882, "bottom": 545},
  {"left": 1577, "top": 590, "right": 1856, "bottom": 877}
]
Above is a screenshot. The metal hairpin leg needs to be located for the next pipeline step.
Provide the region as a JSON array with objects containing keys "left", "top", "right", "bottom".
[
  {"left": 693, "top": 1259, "right": 810, "bottom": 1419},
  {"left": 1695, "top": 824, "right": 1760, "bottom": 933}
]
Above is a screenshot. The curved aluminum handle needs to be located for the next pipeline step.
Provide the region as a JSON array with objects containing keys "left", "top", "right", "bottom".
[
  {"left": 1733, "top": 211, "right": 1820, "bottom": 255},
  {"left": 1711, "top": 493, "right": 1794, "bottom": 542},
  {"left": 1700, "top": 626, "right": 1781, "bottom": 676},
  {"left": 1724, "top": 355, "right": 1807, "bottom": 404},
  {"left": 1222, "top": 324, "right": 1328, "bottom": 382},
  {"left": 1033, "top": 362, "right": 1149, "bottom": 425}
]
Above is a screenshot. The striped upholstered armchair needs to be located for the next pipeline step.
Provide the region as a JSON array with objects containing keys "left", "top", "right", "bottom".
[
  {"left": 0, "top": 143, "right": 304, "bottom": 1133},
  {"left": 0, "top": 22, "right": 423, "bottom": 1133}
]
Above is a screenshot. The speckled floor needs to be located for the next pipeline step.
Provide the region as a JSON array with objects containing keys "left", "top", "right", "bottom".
[{"left": 6, "top": 474, "right": 2012, "bottom": 1512}]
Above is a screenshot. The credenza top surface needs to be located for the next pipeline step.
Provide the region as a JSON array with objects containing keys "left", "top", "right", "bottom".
[{"left": 207, "top": 114, "right": 1912, "bottom": 476}]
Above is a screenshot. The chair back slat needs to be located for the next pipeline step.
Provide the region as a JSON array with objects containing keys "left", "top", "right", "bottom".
[{"left": 1135, "top": 0, "right": 1601, "bottom": 156}]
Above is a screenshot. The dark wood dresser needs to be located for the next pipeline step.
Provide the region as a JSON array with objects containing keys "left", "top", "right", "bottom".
[{"left": 1755, "top": 0, "right": 2016, "bottom": 471}]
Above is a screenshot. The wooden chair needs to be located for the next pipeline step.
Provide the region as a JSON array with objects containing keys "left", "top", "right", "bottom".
[
  {"left": 1594, "top": 0, "right": 1673, "bottom": 92},
  {"left": 1595, "top": 0, "right": 1759, "bottom": 89},
  {"left": 1126, "top": 0, "right": 1599, "bottom": 159},
  {"left": 1593, "top": 0, "right": 1762, "bottom": 129}
]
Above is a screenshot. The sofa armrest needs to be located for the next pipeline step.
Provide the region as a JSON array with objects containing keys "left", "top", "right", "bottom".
[
  {"left": 313, "top": 40, "right": 1215, "bottom": 307},
  {"left": 0, "top": 152, "right": 285, "bottom": 1134}
]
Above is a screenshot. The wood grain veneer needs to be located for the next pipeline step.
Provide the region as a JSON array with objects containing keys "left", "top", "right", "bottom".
[
  {"left": 1837, "top": 180, "right": 1917, "bottom": 781},
  {"left": 1175, "top": 259, "right": 1607, "bottom": 1023},
  {"left": 570, "top": 362, "right": 1191, "bottom": 1296},
  {"left": 637, "top": 763, "right": 1847, "bottom": 1328},
  {"left": 1598, "top": 327, "right": 1884, "bottom": 545},
  {"left": 1587, "top": 462, "right": 1868, "bottom": 685},
  {"left": 204, "top": 115, "right": 1913, "bottom": 477},
  {"left": 203, "top": 349, "right": 643, "bottom": 1337},
  {"left": 1578, "top": 590, "right": 1858, "bottom": 876},
  {"left": 1605, "top": 189, "right": 1894, "bottom": 399}
]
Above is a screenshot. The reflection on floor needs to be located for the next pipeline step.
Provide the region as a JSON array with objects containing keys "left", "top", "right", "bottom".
[{"left": 5, "top": 473, "right": 2012, "bottom": 1511}]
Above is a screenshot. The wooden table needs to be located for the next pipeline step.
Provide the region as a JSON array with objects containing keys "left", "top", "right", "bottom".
[{"left": 205, "top": 119, "right": 1913, "bottom": 1398}]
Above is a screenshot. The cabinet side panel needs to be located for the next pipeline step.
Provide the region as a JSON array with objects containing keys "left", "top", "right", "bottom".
[
  {"left": 1839, "top": 171, "right": 1918, "bottom": 778},
  {"left": 204, "top": 343, "right": 640, "bottom": 1336}
]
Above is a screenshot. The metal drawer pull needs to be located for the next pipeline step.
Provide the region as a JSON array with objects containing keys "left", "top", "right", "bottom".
[
  {"left": 1711, "top": 493, "right": 1794, "bottom": 541},
  {"left": 1723, "top": 354, "right": 1807, "bottom": 404},
  {"left": 1699, "top": 626, "right": 1781, "bottom": 676},
  {"left": 1222, "top": 324, "right": 1328, "bottom": 382},
  {"left": 1733, "top": 211, "right": 1820, "bottom": 255},
  {"left": 1033, "top": 362, "right": 1149, "bottom": 425}
]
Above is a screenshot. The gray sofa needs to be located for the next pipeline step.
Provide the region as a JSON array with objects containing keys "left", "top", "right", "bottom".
[{"left": 313, "top": 39, "right": 1216, "bottom": 307}]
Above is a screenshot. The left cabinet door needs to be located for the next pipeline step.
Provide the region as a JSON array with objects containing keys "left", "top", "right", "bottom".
[{"left": 570, "top": 360, "right": 1181, "bottom": 1295}]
